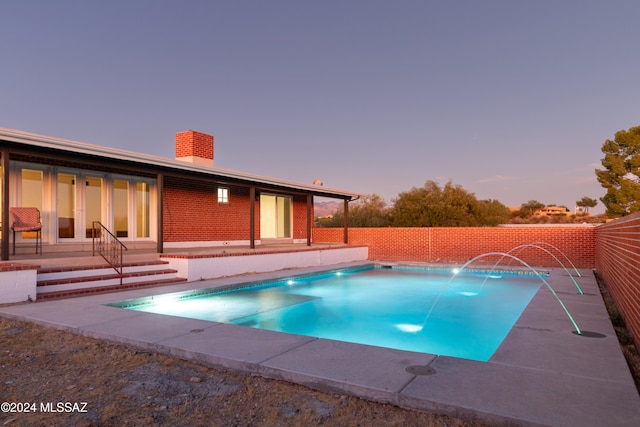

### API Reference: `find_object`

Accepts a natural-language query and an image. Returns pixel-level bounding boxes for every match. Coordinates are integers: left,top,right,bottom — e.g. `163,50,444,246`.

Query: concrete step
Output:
36,260,187,298
37,268,182,292
36,277,188,301
37,260,171,281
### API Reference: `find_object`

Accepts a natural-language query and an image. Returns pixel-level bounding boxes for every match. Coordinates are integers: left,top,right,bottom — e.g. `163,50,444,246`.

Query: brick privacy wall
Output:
313,226,596,268
595,212,640,349
175,130,214,161
163,178,257,242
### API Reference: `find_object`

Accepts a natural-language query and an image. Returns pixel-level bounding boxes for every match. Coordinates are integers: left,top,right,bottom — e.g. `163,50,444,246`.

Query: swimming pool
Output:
109,265,543,362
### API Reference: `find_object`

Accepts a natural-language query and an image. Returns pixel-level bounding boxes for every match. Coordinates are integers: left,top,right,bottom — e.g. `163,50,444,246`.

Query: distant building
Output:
534,206,571,216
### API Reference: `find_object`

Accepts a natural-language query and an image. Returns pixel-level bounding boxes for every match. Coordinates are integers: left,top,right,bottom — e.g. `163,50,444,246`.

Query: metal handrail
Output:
92,221,128,286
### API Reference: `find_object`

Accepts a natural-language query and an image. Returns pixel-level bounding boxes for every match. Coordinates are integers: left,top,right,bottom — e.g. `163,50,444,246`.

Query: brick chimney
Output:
175,130,214,167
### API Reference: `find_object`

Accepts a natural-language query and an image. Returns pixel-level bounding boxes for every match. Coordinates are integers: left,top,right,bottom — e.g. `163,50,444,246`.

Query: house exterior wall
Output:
163,177,257,243
595,212,640,348
1,128,353,260
313,226,596,268
292,195,310,240
163,176,311,243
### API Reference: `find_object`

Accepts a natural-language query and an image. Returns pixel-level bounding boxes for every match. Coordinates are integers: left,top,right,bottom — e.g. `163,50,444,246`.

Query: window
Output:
217,187,229,204
136,182,150,238
21,169,43,211
113,179,129,237
85,177,103,238
21,169,44,240
57,173,76,238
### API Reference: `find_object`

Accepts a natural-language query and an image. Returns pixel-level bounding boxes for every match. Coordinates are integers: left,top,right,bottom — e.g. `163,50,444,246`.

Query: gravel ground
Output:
0,316,479,427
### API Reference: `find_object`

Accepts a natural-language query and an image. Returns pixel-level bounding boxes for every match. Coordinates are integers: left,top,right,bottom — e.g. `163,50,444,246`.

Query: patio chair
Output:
10,207,42,255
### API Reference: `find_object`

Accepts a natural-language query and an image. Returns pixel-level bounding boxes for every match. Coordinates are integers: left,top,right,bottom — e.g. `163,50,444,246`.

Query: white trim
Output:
162,247,368,281
163,240,256,248
176,156,214,167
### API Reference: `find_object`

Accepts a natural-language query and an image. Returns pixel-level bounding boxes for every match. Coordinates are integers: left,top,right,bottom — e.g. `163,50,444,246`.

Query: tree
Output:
316,194,391,227
517,200,545,217
392,180,508,226
595,126,640,216
476,199,512,225
347,194,392,227
576,196,598,214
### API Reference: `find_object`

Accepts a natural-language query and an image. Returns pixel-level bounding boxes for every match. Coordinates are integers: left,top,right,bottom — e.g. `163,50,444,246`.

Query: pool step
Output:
36,260,187,300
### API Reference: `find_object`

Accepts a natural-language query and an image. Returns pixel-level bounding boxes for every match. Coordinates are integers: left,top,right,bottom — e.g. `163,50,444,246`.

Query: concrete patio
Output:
1,262,639,426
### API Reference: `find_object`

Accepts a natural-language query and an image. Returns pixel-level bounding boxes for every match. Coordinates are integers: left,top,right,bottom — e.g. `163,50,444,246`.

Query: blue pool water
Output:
110,266,543,362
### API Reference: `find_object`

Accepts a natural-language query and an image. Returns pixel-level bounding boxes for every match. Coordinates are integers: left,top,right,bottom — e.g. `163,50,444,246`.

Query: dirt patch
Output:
0,317,478,426
595,272,640,392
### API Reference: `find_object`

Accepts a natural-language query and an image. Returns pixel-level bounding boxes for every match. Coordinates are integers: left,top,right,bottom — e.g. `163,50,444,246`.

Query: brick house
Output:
0,128,359,260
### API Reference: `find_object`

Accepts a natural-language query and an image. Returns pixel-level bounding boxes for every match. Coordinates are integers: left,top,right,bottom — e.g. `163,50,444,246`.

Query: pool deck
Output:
1,262,639,426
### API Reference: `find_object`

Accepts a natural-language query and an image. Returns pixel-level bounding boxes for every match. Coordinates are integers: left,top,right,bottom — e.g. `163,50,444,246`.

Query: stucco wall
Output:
0,264,38,303
163,246,368,282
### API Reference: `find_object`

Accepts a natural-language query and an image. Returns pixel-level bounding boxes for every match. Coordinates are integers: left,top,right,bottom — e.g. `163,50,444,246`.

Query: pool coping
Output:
1,261,639,426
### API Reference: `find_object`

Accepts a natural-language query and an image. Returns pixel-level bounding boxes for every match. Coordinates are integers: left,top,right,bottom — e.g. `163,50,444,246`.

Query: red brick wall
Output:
163,178,311,242
595,212,640,348
313,226,596,268
292,195,310,240
163,178,257,242
175,130,214,162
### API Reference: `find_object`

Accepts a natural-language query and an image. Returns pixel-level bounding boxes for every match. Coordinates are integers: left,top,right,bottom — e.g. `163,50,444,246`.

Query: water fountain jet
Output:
481,244,583,295
419,252,582,335
511,242,581,277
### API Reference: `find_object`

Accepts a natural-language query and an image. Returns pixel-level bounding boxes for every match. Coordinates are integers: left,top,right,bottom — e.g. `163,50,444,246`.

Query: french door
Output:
56,173,151,242
12,164,153,246
57,172,104,241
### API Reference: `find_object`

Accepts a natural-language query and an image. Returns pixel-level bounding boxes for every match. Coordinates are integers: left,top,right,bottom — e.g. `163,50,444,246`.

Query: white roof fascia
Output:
0,128,362,199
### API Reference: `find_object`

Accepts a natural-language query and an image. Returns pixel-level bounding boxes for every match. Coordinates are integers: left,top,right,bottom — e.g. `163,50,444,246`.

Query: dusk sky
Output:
3,1,639,214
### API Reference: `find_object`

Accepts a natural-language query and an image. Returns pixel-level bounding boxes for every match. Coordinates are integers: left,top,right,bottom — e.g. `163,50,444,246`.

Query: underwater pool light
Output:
396,323,422,333
151,294,179,306
457,291,478,297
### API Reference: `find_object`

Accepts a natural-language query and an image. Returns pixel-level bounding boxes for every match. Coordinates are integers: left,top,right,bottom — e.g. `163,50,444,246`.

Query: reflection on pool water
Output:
109,266,543,362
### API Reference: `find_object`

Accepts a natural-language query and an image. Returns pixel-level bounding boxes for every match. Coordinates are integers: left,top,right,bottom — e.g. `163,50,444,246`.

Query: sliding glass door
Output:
260,194,292,239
